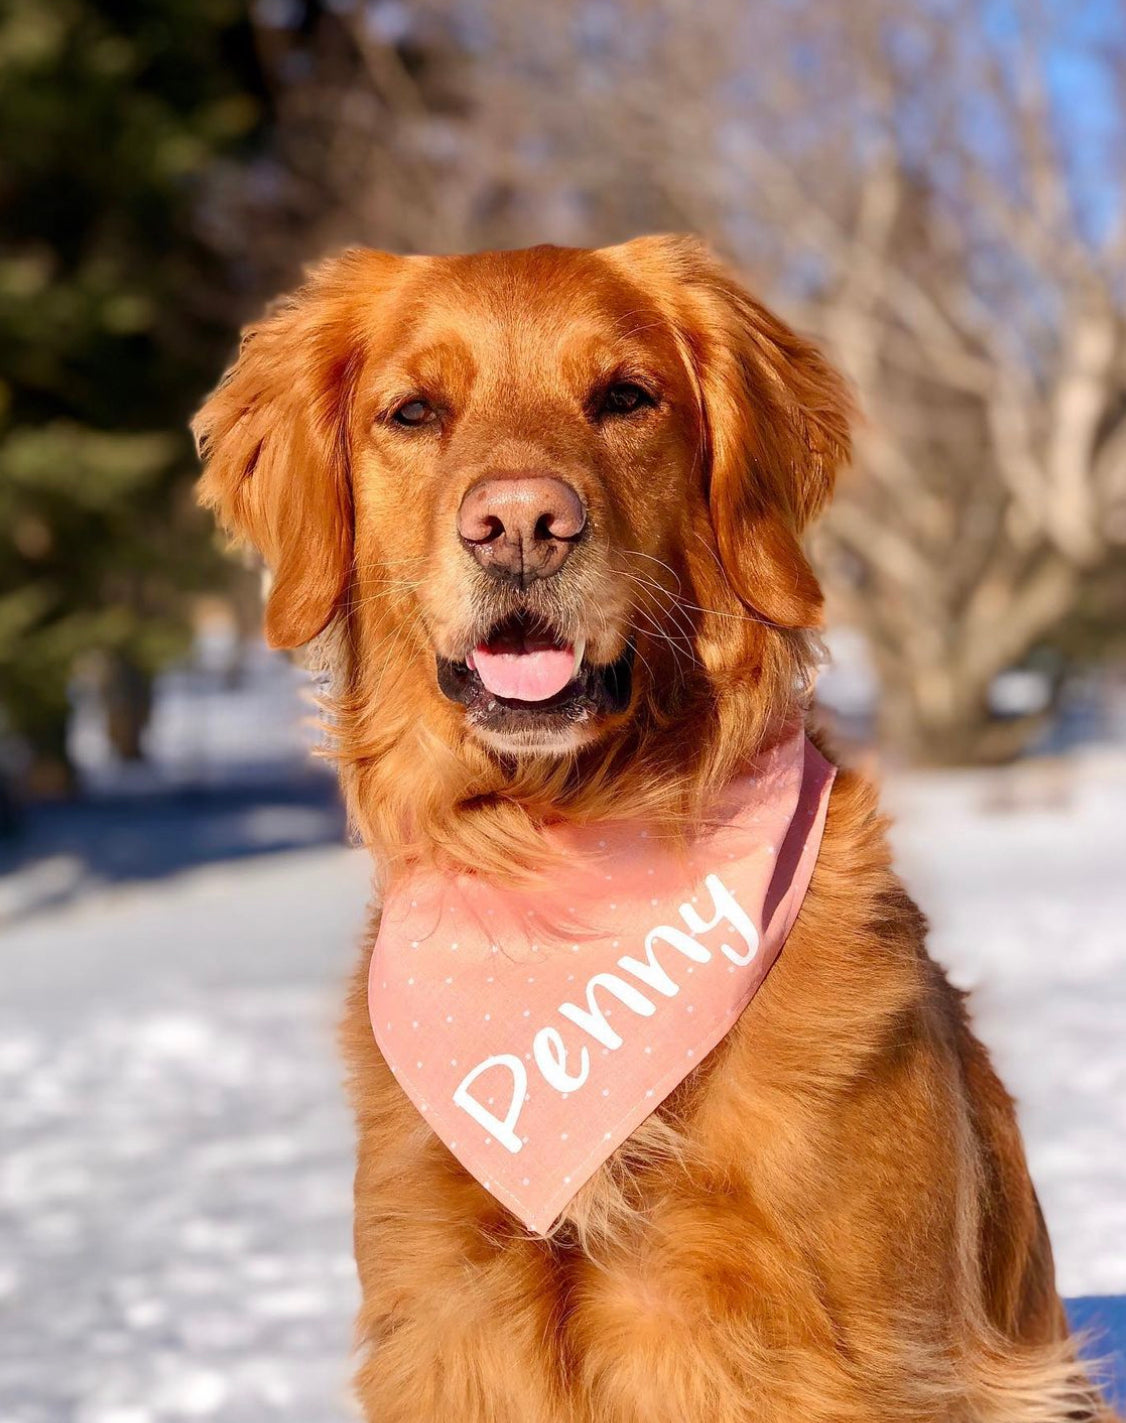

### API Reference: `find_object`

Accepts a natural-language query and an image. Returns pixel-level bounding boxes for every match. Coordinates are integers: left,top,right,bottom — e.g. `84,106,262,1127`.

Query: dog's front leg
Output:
351,1228,576,1423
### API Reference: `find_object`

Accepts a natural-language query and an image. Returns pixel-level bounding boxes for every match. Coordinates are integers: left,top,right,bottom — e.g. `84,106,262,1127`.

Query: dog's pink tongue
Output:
472,643,575,702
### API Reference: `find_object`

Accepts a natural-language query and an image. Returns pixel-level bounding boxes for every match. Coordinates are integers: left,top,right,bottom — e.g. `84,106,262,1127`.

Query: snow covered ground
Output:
1,654,1123,1422
0,841,371,1423
886,752,1126,1297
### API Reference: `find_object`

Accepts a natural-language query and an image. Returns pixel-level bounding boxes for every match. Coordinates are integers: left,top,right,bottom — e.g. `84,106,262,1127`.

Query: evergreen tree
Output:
0,0,265,790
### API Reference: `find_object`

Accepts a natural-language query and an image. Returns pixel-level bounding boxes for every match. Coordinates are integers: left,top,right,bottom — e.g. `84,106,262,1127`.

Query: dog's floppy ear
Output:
614,235,853,629
192,250,396,649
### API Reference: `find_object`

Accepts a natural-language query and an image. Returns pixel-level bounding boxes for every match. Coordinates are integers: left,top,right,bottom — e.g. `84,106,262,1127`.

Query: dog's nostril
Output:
535,486,586,542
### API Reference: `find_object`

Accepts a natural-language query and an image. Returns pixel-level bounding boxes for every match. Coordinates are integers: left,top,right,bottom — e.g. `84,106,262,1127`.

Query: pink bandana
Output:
369,731,834,1234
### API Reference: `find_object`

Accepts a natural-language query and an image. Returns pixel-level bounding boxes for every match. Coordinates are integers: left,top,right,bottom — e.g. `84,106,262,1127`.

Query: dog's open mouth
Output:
436,613,633,744
469,620,583,702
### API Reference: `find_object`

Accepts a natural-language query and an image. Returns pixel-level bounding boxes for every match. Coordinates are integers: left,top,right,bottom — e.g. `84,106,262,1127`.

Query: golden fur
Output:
194,236,1114,1421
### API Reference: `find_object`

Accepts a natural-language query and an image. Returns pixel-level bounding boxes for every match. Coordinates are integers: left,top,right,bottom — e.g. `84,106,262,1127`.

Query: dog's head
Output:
194,237,850,867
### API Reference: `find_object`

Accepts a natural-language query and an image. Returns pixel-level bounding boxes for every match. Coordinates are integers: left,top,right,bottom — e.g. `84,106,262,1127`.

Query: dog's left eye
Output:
597,382,654,418
392,398,438,428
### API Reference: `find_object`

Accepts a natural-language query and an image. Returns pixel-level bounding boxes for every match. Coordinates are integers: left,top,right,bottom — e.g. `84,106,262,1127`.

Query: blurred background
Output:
1,1,1123,1419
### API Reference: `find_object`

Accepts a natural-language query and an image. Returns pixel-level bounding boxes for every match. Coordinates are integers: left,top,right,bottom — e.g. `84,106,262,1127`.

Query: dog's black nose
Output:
457,474,586,586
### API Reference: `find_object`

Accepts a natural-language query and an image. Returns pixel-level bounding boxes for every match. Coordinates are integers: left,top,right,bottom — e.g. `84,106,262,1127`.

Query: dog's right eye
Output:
392,399,438,428
591,380,658,421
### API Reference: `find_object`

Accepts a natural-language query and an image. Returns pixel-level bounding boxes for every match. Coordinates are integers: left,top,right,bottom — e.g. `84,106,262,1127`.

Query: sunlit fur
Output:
194,237,1115,1421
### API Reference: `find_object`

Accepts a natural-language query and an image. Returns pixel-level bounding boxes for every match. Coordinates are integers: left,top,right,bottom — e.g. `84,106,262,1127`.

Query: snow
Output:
886,751,1126,1297
1,654,1123,1420
1,846,371,1423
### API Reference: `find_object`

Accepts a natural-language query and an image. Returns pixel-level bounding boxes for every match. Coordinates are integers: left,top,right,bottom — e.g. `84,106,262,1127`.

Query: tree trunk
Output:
0,773,24,838
21,712,77,798
875,666,1050,767
104,654,154,763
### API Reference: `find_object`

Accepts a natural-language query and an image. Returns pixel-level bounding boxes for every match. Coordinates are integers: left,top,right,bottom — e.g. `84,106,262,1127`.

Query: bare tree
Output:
740,0,1126,761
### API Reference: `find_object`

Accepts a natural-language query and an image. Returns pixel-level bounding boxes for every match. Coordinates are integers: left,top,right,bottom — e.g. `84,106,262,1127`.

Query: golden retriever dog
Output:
193,236,1113,1422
